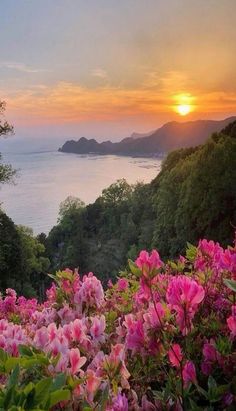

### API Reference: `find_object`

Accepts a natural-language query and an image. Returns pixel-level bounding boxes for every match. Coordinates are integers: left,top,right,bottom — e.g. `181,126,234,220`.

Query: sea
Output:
0,136,162,234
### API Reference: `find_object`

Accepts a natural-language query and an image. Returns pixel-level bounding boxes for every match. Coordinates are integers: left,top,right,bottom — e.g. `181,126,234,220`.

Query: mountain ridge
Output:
59,116,236,157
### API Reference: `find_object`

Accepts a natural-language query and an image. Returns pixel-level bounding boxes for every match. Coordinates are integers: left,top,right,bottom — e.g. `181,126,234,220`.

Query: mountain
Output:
59,117,236,157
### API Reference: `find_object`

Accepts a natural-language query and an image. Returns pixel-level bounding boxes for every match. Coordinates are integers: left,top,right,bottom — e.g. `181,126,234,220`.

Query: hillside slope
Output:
59,116,236,156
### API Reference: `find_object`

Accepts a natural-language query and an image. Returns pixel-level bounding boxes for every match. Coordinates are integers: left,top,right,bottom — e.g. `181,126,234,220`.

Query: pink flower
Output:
135,250,163,279
143,302,165,329
69,348,86,375
71,319,88,344
203,341,217,362
90,315,106,342
168,344,183,368
227,305,236,337
86,369,101,395
167,275,205,334
141,395,156,410
74,273,104,309
46,283,57,302
124,314,145,352
111,393,129,411
182,361,197,387
117,278,129,291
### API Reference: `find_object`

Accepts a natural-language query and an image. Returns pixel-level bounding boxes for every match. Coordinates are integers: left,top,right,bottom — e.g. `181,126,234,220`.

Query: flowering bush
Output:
0,239,235,410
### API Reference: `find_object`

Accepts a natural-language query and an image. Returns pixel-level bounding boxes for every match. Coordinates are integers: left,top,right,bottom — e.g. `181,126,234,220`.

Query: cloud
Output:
2,74,236,127
90,68,108,79
0,61,50,73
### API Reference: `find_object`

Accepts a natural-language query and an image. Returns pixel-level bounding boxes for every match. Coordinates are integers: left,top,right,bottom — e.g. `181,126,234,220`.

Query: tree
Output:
152,124,236,256
0,211,22,292
101,179,133,207
0,101,15,185
17,226,50,297
58,196,85,222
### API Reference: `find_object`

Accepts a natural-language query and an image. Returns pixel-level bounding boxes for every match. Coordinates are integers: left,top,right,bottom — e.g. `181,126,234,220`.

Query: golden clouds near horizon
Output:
173,94,195,116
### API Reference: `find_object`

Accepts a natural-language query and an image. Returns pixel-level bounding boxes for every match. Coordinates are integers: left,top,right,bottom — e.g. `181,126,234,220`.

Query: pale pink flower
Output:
74,273,104,309
69,348,86,375
86,369,101,394
90,315,106,342
71,319,88,343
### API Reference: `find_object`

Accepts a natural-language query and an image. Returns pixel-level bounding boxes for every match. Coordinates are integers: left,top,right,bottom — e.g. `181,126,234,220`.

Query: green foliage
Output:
0,101,15,186
46,121,236,284
0,347,71,411
0,213,49,297
152,128,236,256
0,211,22,292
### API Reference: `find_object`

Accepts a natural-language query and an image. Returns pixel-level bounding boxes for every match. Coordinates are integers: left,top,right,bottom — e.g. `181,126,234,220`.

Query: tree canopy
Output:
0,101,15,185
46,121,236,284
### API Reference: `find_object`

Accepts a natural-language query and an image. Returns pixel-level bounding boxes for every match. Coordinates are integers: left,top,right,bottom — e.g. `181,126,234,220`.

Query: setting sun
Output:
177,104,191,116
173,93,195,116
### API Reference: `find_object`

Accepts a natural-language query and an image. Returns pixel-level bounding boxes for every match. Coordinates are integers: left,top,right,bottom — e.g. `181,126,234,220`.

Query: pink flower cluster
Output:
0,239,235,409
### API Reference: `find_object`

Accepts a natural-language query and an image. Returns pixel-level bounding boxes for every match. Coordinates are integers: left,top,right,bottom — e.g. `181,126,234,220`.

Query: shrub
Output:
0,239,235,410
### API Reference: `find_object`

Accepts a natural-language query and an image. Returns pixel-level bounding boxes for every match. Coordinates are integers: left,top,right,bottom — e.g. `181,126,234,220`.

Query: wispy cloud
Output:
0,61,50,73
90,68,108,79
2,68,236,128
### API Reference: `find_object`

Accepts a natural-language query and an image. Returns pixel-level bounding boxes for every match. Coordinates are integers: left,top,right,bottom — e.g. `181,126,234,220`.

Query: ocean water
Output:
0,136,162,234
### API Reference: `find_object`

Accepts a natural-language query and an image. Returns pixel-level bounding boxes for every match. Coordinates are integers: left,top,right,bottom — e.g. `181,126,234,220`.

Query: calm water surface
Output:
0,137,162,234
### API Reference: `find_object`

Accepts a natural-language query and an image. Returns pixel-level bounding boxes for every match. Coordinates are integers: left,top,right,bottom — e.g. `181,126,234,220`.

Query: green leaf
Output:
186,242,197,262
18,345,33,357
189,398,202,411
223,278,236,292
0,348,8,364
35,378,52,405
128,259,142,277
8,365,20,389
49,389,71,407
3,386,14,409
5,357,21,372
208,375,217,390
51,373,66,391
23,382,35,396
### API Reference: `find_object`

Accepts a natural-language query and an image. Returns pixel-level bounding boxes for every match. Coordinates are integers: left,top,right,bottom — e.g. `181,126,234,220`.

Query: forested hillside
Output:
46,121,236,284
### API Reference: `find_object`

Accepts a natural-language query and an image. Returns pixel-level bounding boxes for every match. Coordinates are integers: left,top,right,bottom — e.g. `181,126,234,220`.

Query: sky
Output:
1,0,236,140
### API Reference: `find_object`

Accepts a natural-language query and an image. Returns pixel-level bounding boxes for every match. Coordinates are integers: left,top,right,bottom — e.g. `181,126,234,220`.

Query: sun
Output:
177,104,191,116
173,94,195,116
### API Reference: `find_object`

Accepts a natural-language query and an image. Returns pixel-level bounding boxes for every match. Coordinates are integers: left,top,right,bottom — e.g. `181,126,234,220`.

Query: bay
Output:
0,136,162,234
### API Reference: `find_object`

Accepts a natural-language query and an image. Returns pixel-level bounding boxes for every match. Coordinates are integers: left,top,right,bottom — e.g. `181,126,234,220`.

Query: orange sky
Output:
1,1,236,139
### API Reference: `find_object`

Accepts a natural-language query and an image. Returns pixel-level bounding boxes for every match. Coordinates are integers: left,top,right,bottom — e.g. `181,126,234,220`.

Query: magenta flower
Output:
124,314,145,352
167,275,205,334
143,302,165,329
203,341,217,362
117,278,129,291
168,344,183,368
182,361,197,387
111,393,129,411
227,305,236,338
135,250,163,279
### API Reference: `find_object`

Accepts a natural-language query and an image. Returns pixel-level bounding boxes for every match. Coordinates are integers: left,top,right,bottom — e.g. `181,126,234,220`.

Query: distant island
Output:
59,117,236,157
